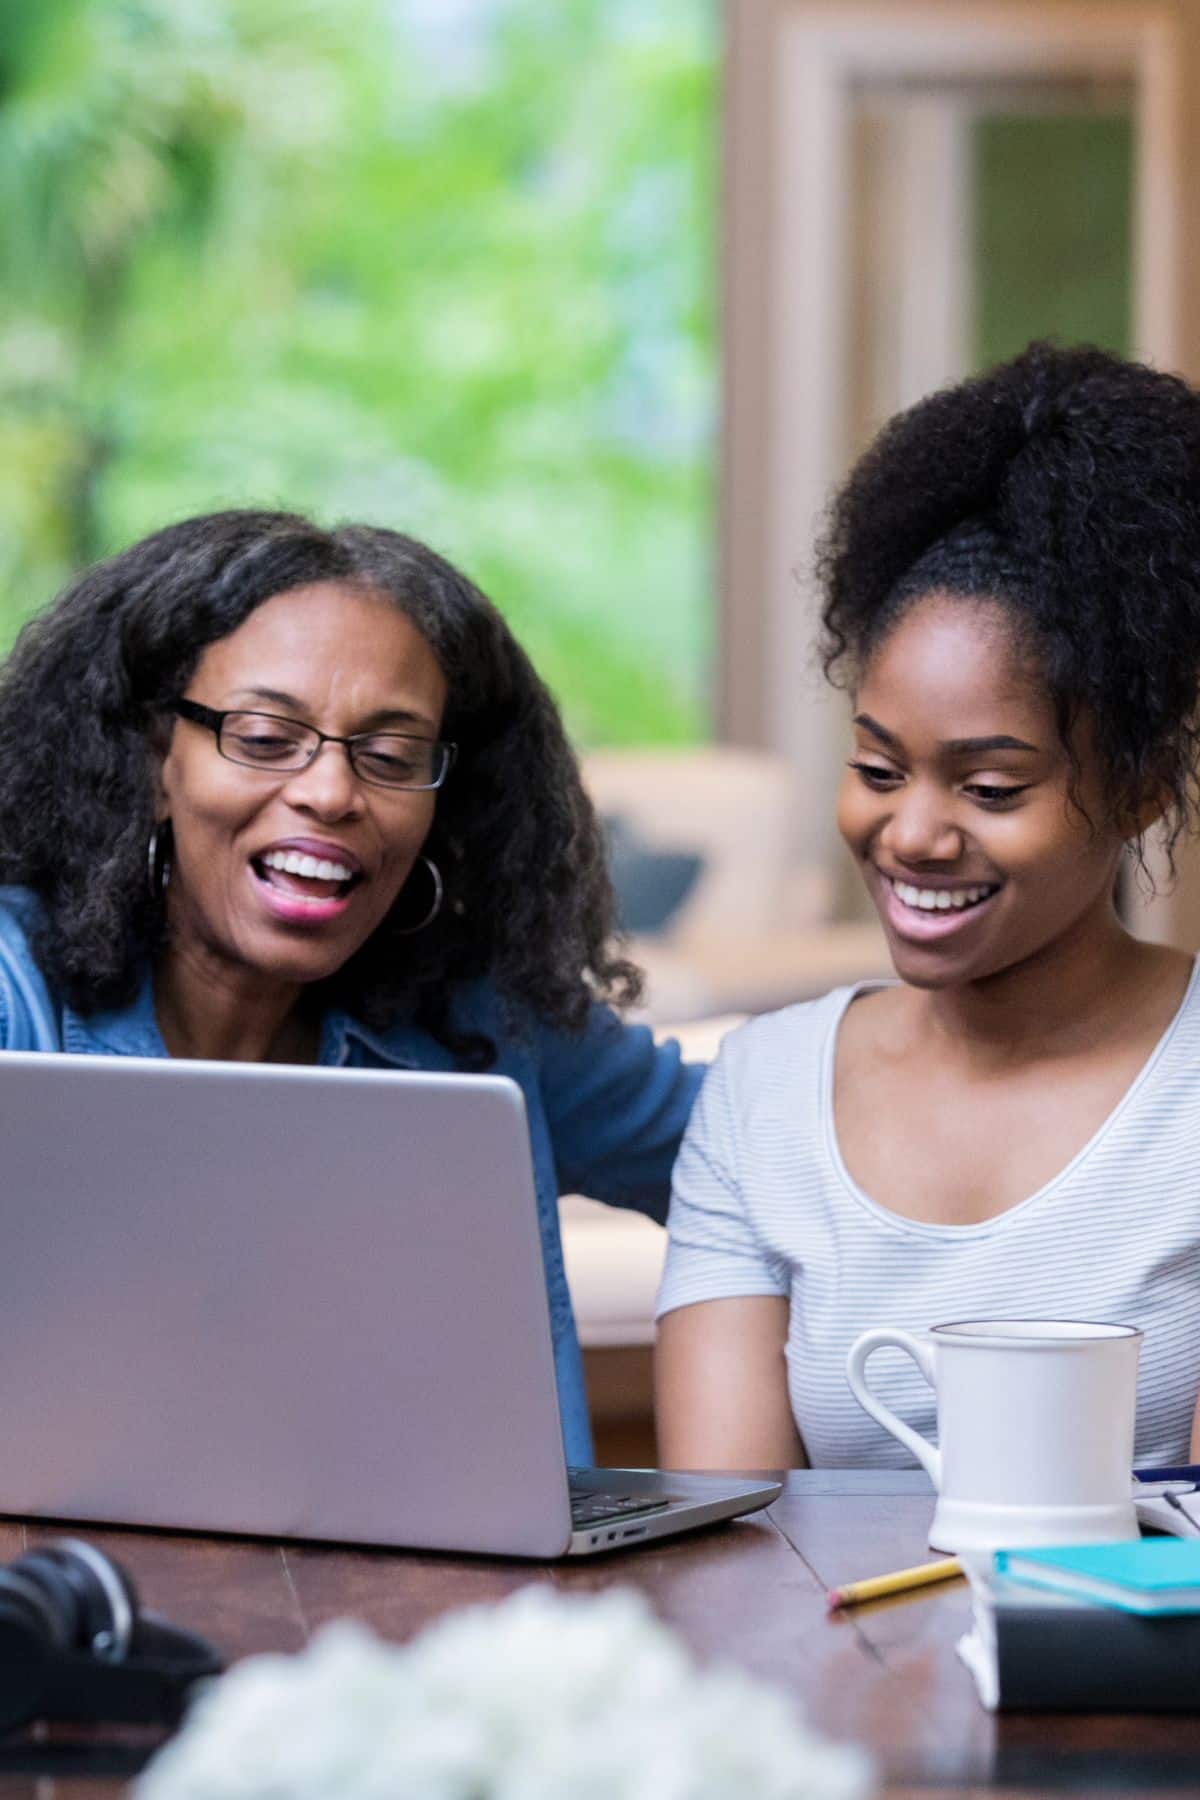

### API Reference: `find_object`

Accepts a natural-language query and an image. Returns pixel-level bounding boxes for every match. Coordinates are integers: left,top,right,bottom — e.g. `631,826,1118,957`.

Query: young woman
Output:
656,343,1200,1469
0,510,702,1465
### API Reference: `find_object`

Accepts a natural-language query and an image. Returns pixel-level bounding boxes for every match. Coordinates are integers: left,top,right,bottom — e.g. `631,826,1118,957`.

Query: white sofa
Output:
582,745,889,1023
565,750,892,1455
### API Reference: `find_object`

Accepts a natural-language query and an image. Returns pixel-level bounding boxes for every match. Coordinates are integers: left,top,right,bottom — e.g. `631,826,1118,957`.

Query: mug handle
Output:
846,1328,942,1487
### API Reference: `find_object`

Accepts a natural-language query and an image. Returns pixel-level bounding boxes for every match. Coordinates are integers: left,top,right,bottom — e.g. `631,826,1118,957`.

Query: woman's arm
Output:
654,1034,803,1467
540,1005,704,1222
656,1296,804,1469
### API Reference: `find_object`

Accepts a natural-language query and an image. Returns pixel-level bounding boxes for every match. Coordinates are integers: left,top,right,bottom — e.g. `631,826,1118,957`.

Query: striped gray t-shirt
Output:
657,966,1200,1468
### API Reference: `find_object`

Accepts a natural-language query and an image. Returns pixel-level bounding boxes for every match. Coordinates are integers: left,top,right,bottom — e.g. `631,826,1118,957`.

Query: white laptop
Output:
0,1052,779,1557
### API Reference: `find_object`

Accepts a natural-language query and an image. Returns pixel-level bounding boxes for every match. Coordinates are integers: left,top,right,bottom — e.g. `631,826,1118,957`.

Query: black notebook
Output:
958,1556,1200,1711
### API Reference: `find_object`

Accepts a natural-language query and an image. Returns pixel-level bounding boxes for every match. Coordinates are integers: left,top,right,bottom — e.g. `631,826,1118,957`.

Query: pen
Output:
826,1556,963,1610
1163,1490,1200,1533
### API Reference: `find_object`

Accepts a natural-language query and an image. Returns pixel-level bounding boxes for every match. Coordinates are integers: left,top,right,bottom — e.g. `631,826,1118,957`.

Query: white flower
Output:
135,1587,874,1800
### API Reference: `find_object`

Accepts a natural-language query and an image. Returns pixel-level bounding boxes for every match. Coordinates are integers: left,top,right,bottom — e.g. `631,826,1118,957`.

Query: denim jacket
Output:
0,887,702,1465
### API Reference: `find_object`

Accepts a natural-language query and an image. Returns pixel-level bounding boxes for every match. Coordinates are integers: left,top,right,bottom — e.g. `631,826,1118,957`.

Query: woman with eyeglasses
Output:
656,343,1200,1471
0,510,702,1464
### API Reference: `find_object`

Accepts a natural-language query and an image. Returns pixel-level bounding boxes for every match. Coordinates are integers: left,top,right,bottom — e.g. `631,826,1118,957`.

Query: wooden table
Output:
3,1470,1200,1798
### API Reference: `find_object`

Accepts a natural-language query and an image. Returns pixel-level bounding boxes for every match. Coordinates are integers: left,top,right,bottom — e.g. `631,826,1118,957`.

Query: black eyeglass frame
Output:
170,698,457,792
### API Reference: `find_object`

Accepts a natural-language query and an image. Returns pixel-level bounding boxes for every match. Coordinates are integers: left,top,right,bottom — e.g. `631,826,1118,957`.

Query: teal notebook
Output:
995,1541,1200,1615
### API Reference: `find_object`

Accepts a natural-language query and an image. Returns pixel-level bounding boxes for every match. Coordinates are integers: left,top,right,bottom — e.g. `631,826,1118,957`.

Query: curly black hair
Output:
0,509,640,1059
817,343,1200,857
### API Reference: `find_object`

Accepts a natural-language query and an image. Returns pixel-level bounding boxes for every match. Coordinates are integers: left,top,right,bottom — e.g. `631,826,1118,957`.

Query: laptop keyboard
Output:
567,1471,672,1529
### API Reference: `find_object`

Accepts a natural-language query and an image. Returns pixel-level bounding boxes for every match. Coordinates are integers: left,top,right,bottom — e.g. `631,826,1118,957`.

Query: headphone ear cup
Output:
12,1551,84,1644
0,1567,62,1734
34,1542,140,1662
0,1568,66,1652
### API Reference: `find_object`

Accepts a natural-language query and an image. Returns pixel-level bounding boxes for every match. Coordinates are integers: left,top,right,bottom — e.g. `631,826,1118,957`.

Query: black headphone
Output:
0,1538,223,1735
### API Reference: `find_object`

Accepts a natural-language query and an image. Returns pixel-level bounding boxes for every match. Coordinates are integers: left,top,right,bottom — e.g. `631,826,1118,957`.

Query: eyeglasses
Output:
170,699,456,792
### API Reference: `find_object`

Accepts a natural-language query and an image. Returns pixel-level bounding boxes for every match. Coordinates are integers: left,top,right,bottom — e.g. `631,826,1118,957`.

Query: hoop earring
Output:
147,822,173,901
394,854,443,935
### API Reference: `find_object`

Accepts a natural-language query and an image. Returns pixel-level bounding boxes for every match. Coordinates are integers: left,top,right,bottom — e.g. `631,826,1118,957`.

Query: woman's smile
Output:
874,870,1003,941
250,834,367,924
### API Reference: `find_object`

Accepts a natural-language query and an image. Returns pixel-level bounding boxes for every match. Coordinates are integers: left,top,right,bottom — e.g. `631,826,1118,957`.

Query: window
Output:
0,0,718,746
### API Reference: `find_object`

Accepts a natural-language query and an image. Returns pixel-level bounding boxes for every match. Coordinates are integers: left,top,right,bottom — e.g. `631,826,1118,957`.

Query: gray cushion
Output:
603,814,703,935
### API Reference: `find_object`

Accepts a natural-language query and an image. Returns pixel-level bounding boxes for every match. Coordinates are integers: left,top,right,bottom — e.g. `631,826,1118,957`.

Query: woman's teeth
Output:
261,849,354,882
891,879,994,912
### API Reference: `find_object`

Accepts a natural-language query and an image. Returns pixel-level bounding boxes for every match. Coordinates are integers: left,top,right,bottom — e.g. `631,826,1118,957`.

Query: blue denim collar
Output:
317,1007,448,1070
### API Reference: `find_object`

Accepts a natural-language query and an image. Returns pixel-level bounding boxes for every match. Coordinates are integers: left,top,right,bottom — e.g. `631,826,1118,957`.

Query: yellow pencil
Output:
826,1556,963,1610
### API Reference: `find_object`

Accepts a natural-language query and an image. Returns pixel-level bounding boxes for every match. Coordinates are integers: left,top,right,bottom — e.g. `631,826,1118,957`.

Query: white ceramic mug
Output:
845,1318,1143,1554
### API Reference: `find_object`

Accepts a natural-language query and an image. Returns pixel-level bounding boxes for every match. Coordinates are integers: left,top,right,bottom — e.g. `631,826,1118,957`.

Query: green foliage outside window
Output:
974,112,1132,369
0,0,716,743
